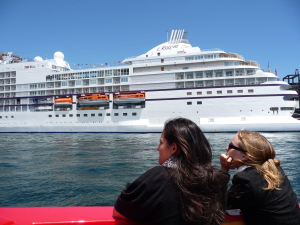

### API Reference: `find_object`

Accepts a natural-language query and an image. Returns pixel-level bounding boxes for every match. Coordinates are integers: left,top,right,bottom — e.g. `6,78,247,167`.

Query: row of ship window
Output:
0,106,294,120
46,68,130,81
48,112,138,118
176,69,254,79
0,72,16,78
187,89,254,95
30,78,129,90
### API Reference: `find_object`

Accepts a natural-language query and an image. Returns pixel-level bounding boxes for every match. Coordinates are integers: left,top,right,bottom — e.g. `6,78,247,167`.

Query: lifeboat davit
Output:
113,93,145,104
78,94,109,106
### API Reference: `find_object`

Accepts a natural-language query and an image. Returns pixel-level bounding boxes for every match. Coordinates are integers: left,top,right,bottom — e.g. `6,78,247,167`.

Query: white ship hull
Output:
0,29,299,133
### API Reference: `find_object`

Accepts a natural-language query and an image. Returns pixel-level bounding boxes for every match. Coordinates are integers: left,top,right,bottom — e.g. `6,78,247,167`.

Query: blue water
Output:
0,132,299,206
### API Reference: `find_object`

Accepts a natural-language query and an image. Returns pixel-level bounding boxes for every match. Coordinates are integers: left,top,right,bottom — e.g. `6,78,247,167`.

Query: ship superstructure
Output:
0,29,299,132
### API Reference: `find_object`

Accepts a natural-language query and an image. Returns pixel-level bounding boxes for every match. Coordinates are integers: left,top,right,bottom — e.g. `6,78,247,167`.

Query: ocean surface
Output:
0,132,299,206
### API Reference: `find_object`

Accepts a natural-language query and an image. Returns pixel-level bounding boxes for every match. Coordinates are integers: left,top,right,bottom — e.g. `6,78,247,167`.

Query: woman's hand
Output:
220,154,236,172
112,208,128,220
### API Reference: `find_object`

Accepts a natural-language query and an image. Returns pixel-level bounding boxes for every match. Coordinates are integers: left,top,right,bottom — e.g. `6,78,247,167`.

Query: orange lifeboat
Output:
113,93,145,104
54,98,72,105
78,94,109,105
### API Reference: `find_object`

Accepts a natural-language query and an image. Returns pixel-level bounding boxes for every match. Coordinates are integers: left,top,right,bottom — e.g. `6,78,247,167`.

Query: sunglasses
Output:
228,142,247,152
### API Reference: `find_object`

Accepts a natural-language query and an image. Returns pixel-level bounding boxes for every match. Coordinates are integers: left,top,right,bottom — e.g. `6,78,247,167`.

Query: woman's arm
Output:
112,207,129,219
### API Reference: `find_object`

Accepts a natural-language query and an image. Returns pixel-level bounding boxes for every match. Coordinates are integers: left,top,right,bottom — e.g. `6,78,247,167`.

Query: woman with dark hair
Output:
113,117,229,225
220,130,300,225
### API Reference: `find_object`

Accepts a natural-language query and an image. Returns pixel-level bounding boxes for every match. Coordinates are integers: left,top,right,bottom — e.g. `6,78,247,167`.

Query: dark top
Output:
227,166,300,225
114,166,187,225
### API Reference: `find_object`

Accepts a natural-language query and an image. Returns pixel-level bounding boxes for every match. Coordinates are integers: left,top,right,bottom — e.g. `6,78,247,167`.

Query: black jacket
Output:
227,166,300,225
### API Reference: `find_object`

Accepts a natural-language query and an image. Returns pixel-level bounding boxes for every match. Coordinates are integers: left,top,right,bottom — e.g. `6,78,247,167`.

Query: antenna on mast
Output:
166,30,168,42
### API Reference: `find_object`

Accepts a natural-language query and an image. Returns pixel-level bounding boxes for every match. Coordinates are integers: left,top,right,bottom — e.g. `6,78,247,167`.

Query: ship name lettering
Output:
157,45,178,51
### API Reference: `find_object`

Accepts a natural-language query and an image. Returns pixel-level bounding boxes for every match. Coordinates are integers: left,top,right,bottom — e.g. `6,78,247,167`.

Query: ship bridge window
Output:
196,72,203,78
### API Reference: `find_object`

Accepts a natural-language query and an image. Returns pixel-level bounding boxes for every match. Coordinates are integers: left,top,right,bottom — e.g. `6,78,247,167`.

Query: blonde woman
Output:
220,130,300,225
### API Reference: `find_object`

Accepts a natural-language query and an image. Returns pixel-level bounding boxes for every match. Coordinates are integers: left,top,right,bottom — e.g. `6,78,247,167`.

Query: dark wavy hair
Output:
163,118,228,225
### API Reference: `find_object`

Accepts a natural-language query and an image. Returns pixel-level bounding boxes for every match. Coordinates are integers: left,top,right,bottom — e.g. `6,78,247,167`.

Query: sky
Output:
1,0,299,80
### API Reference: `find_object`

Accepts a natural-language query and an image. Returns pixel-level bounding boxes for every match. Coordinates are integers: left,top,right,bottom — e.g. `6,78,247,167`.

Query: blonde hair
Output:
237,130,282,190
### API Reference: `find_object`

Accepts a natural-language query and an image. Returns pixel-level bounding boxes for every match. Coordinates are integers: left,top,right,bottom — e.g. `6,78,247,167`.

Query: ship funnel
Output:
168,29,188,44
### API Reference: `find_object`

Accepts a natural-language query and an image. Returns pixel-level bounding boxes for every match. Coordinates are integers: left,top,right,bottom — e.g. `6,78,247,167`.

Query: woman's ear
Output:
242,154,248,161
171,143,179,155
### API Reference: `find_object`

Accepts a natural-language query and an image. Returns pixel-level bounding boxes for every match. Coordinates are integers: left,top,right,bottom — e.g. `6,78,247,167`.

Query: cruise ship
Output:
1,29,299,133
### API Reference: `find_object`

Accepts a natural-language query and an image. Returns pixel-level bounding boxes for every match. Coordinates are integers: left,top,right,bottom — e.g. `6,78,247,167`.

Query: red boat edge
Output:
0,206,246,225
